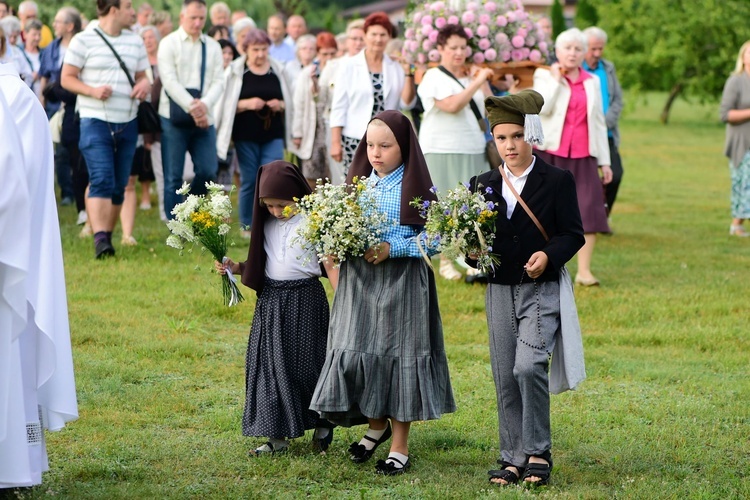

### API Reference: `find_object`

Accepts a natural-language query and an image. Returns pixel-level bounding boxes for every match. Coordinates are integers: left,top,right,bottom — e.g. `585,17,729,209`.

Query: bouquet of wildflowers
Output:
402,0,549,65
411,183,500,272
294,177,391,267
166,182,244,307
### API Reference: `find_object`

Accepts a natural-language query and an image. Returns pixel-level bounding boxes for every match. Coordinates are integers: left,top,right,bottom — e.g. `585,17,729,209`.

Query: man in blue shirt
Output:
583,26,623,218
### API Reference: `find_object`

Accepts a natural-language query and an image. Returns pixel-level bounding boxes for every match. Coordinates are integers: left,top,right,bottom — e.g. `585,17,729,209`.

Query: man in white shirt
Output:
61,0,151,259
267,13,295,63
158,0,224,219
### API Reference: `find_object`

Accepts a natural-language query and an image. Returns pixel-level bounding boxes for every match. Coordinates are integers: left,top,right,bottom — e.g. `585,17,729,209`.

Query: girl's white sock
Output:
386,451,409,469
359,426,387,450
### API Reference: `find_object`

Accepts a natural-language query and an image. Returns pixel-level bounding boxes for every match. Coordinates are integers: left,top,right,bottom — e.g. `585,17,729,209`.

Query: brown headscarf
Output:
241,160,312,293
346,110,436,225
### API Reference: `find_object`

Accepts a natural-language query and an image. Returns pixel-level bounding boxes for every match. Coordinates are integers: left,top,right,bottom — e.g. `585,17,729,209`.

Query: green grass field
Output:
13,93,750,499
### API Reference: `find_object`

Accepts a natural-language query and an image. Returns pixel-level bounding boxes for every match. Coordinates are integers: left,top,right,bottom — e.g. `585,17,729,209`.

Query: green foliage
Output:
550,0,566,40
574,0,598,29
591,0,750,119
24,92,750,498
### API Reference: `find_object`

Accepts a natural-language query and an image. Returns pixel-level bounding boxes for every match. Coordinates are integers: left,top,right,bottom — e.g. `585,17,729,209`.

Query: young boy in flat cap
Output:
467,89,585,487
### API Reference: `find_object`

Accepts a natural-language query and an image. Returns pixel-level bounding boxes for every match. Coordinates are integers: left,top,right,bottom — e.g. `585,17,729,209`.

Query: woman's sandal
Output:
375,456,410,475
521,458,552,487
348,422,392,463
488,461,523,486
250,441,288,456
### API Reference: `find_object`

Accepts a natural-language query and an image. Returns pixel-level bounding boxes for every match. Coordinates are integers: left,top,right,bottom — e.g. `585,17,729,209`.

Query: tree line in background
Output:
32,0,750,123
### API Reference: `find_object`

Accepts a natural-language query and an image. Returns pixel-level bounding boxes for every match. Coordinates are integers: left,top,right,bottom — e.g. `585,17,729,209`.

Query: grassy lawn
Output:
15,92,750,499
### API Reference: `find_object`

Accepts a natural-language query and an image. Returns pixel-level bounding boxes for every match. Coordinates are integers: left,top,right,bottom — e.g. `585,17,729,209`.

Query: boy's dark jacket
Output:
468,155,585,285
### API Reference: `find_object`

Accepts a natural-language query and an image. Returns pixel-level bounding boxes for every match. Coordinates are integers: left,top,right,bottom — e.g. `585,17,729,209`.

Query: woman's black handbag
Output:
93,28,161,134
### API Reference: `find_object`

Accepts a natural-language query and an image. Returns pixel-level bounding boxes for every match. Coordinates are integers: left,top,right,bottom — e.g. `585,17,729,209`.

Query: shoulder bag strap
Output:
497,164,550,242
94,28,136,88
437,65,482,121
199,38,206,94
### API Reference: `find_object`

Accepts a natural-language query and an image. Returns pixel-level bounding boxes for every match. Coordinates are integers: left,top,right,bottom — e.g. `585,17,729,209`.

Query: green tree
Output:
550,0,566,40
575,0,598,29
592,0,750,123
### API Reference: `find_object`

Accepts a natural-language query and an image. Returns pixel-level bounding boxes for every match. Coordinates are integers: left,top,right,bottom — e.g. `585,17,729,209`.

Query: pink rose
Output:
405,28,415,39
473,52,485,64
529,49,542,62
422,39,433,51
511,49,524,61
418,53,426,64
435,16,447,29
506,11,516,23
485,2,497,12
413,12,423,23
514,9,527,21
422,24,432,36
461,11,476,24
511,35,525,48
495,32,509,44
501,50,511,62
521,47,530,58
539,41,548,52
466,2,479,11
428,49,441,62
526,35,536,46
496,15,507,27
429,30,439,43
484,48,497,61
517,28,527,38
421,14,433,25
464,27,473,38
431,1,445,11
448,15,459,24
479,14,491,24
465,46,473,58
477,24,490,37
478,37,491,50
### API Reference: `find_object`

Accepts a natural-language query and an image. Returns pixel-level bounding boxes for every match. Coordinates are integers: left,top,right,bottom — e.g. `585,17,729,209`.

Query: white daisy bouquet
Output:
411,183,500,272
166,182,244,307
294,177,391,267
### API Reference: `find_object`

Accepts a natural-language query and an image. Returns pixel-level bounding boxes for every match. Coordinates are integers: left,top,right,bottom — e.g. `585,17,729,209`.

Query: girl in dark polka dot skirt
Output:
216,161,339,455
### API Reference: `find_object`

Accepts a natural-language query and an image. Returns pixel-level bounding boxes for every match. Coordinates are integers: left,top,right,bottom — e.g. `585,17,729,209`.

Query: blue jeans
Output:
79,118,138,205
234,138,285,228
160,117,218,219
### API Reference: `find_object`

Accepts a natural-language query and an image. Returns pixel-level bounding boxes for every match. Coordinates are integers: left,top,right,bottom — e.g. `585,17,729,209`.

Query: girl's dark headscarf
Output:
241,160,312,293
346,110,437,225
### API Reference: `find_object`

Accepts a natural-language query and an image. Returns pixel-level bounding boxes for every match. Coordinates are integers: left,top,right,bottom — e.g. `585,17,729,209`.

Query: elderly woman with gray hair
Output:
533,27,612,287
215,28,292,237
285,33,316,94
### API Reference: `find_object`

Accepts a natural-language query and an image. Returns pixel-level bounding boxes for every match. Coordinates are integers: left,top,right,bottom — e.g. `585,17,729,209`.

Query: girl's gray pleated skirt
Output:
242,277,329,440
310,257,456,426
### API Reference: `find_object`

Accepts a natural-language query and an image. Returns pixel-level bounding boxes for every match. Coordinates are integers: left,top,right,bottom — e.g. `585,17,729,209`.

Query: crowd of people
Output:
1,0,641,490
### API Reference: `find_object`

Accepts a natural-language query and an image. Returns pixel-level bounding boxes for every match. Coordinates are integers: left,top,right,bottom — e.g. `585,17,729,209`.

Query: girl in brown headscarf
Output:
216,160,338,455
309,111,455,475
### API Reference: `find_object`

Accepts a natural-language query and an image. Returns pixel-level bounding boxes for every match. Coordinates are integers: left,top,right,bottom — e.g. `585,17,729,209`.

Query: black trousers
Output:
605,137,623,215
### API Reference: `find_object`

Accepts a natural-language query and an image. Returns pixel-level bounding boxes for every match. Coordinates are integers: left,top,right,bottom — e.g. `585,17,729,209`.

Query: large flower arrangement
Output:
166,182,244,307
411,183,500,272
294,177,392,266
402,0,549,65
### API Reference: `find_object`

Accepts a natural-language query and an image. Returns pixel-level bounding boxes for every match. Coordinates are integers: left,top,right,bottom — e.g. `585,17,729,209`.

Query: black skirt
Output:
242,277,329,439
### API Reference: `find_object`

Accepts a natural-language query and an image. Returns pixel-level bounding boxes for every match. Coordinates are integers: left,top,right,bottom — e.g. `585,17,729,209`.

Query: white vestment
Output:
0,62,78,488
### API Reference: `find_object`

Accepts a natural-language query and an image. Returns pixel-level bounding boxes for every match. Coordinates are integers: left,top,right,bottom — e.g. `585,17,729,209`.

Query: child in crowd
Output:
310,111,456,475
216,160,338,455
468,90,586,487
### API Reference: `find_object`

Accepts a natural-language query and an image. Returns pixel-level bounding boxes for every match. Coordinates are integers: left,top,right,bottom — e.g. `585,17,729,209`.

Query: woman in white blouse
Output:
418,23,494,280
328,11,415,174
